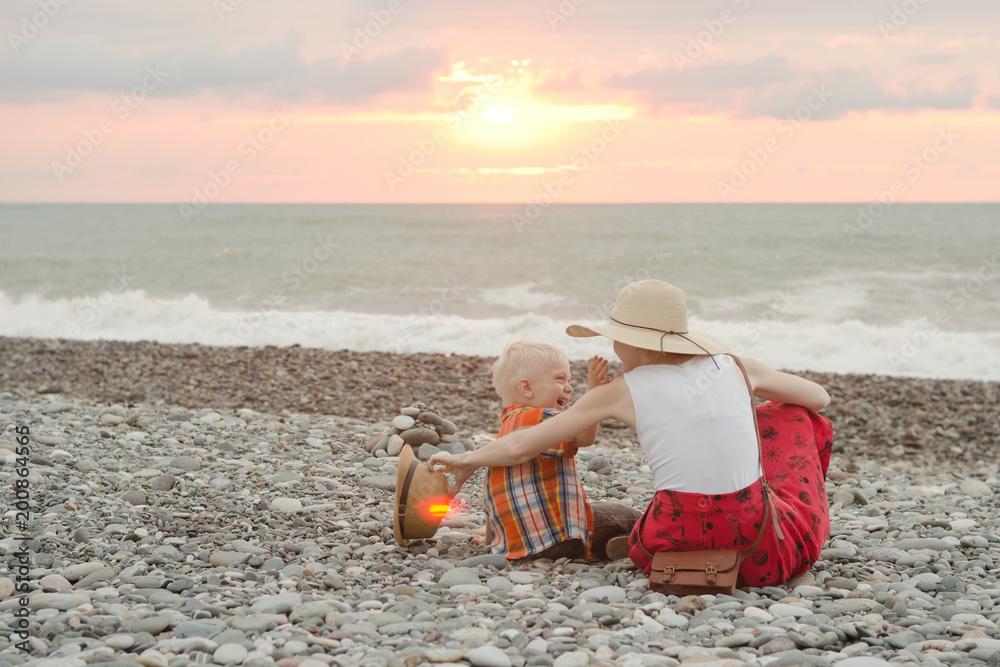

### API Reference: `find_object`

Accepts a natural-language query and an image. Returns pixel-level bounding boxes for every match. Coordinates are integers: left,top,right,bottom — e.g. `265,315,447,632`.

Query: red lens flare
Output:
428,504,450,518
417,495,455,521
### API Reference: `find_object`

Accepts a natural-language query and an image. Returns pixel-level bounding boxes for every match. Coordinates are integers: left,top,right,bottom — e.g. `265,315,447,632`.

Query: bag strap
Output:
635,354,784,562
726,354,784,542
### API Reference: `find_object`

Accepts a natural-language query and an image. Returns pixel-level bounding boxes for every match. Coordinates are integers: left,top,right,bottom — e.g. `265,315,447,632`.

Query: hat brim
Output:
566,321,728,356
393,445,453,547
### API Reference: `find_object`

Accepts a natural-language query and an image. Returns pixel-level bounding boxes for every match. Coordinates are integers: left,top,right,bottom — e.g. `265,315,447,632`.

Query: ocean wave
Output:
1,290,998,381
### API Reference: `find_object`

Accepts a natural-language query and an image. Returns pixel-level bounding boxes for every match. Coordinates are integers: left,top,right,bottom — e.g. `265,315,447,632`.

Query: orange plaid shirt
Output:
484,405,594,559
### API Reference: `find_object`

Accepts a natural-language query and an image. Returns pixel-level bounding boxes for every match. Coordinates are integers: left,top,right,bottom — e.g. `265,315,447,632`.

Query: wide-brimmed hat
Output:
566,280,728,355
393,445,455,547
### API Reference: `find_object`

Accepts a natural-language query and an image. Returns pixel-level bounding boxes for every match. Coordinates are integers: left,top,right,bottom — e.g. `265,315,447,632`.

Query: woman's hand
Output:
586,355,611,391
428,451,476,493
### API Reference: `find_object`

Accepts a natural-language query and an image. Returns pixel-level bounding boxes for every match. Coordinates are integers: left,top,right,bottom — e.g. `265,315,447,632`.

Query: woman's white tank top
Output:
623,355,760,494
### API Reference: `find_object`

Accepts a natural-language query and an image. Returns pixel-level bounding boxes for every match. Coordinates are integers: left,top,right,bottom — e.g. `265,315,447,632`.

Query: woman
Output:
430,280,833,586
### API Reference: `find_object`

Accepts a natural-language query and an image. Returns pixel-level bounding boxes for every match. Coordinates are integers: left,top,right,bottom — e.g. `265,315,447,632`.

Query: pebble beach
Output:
2,337,999,667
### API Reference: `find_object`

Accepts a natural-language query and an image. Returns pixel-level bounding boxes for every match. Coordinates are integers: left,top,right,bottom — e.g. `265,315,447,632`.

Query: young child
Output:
478,339,640,561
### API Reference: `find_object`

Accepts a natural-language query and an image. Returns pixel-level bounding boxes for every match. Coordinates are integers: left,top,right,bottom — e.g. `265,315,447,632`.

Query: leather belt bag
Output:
650,549,741,597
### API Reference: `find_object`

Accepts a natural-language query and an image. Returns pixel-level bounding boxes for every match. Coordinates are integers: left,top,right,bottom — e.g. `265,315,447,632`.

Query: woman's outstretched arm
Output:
740,357,831,412
428,378,630,489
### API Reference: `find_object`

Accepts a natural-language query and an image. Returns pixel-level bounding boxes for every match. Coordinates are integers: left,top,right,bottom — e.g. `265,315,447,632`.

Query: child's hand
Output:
586,356,611,391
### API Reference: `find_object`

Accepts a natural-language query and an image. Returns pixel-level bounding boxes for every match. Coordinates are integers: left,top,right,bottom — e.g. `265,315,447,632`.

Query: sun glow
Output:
483,105,513,124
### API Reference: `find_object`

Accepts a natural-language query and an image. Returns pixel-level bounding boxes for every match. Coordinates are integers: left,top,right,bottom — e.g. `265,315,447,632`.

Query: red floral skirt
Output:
628,402,834,587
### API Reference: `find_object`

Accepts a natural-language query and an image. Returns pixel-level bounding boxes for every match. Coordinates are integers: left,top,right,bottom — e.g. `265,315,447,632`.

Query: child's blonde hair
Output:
491,338,569,405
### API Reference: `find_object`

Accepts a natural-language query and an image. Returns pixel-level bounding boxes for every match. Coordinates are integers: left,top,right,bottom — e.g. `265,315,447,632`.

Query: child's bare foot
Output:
470,525,488,545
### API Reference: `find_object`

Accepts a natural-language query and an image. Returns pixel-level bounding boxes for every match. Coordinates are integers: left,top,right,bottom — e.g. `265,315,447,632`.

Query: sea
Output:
1,203,998,381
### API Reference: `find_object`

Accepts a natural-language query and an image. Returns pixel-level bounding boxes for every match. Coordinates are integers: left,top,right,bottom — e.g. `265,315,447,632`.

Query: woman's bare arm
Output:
740,357,831,412
428,378,632,489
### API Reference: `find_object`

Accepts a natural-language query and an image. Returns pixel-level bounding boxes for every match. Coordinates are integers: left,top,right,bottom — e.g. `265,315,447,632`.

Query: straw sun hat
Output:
566,280,728,356
393,444,455,547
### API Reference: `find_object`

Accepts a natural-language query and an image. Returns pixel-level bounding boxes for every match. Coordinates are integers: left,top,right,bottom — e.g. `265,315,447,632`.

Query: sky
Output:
2,0,999,203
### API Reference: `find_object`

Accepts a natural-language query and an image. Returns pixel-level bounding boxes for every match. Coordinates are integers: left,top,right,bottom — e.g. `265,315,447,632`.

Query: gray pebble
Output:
403,427,440,447
132,615,172,635
170,456,202,471
439,567,481,587
123,489,147,506
457,554,508,569
174,618,227,638
467,645,512,667
416,443,441,461
150,473,176,491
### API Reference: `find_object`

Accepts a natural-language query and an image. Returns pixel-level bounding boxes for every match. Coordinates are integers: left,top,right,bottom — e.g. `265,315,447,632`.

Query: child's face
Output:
522,360,573,411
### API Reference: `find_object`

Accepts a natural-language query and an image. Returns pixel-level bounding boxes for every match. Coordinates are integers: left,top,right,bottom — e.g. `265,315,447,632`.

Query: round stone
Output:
416,443,441,461
392,415,416,430
743,606,774,622
105,634,135,650
387,435,405,457
150,474,176,491
269,498,302,513
61,562,109,583
210,552,252,567
132,615,172,635
553,651,589,667
960,479,992,496
417,411,444,427
439,567,481,587
39,574,72,592
579,586,626,604
123,489,147,506
214,643,249,665
467,645,512,667
170,456,202,471
402,428,440,447
587,456,611,473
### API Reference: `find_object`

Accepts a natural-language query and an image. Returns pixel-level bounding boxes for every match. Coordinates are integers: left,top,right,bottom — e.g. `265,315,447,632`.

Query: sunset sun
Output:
483,104,513,124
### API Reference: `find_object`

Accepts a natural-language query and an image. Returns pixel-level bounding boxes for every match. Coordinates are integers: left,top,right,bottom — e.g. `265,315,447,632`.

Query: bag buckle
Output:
663,564,676,583
706,562,718,584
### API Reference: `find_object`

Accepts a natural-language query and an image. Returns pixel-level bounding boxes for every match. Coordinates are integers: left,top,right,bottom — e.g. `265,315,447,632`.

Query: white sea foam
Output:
2,290,999,382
